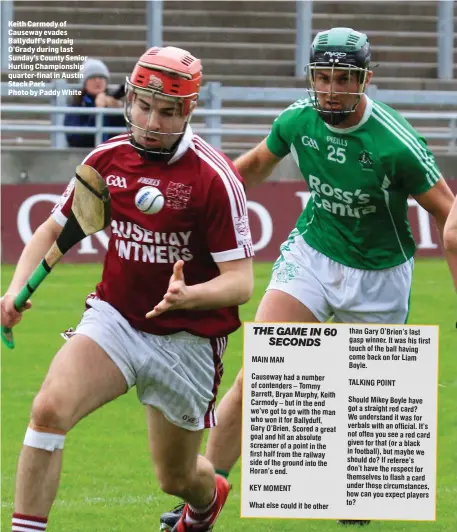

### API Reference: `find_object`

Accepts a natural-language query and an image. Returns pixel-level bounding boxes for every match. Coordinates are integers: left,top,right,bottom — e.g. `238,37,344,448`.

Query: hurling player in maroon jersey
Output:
2,47,254,532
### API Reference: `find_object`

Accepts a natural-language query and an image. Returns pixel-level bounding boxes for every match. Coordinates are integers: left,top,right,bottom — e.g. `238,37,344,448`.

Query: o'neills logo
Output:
139,177,161,187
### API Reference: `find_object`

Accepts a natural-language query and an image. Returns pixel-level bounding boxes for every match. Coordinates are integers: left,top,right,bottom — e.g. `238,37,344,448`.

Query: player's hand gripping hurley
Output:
1,165,111,349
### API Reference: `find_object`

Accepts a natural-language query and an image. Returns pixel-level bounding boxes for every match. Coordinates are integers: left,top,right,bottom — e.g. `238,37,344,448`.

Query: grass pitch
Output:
1,260,456,531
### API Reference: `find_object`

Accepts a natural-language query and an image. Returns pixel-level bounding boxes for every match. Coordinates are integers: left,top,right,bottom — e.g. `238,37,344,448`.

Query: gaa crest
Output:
166,182,192,210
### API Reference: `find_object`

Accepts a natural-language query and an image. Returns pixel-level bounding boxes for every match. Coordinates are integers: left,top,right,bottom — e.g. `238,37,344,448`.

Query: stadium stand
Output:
6,0,456,88
1,0,456,155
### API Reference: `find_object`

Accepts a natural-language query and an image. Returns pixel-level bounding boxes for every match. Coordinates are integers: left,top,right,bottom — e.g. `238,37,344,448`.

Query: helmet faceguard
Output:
125,47,202,161
306,28,372,126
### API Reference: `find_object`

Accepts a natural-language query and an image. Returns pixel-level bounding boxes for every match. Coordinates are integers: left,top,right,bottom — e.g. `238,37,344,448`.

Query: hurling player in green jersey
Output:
160,28,457,530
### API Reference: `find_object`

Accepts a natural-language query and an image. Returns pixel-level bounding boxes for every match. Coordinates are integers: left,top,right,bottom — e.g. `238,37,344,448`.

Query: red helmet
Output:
128,46,202,115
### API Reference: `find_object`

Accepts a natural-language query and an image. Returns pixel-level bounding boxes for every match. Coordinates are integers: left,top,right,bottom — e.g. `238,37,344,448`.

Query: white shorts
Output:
268,230,414,324
73,298,226,431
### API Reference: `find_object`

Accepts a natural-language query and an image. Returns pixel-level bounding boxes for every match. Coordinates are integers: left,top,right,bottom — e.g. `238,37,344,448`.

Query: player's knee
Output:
444,229,457,252
157,470,191,497
24,393,68,451
30,392,71,432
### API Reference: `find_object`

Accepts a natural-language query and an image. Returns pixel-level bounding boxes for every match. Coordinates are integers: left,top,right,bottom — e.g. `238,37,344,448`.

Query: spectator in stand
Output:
64,58,125,148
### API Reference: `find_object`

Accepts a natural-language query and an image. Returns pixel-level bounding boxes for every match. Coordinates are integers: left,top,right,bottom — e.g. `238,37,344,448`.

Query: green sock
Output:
215,469,230,479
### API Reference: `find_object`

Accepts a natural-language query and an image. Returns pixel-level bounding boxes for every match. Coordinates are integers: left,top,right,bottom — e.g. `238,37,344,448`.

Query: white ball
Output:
135,186,164,214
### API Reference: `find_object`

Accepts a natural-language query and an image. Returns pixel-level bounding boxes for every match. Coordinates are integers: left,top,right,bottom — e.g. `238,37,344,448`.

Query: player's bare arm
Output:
234,139,282,188
1,216,63,328
146,257,254,318
414,177,457,291
444,195,457,254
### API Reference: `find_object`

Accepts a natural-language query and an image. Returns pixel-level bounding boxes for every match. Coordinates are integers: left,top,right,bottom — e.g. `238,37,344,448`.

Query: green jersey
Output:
266,97,441,270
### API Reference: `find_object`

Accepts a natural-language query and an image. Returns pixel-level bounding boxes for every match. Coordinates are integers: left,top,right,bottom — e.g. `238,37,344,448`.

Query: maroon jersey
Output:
52,128,254,338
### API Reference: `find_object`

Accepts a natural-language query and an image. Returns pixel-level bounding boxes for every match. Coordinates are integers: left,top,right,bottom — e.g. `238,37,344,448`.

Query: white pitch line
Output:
2,494,155,509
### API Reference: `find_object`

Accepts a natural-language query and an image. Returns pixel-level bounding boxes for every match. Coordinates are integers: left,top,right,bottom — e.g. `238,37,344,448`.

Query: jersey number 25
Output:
327,145,346,164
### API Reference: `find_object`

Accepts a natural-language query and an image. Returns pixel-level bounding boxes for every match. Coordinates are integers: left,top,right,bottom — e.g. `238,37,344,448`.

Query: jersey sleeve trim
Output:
266,134,288,158
211,247,252,262
372,102,441,189
52,210,67,227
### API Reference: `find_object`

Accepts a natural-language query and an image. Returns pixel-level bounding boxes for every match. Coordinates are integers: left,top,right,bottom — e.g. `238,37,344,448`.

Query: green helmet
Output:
307,28,372,125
